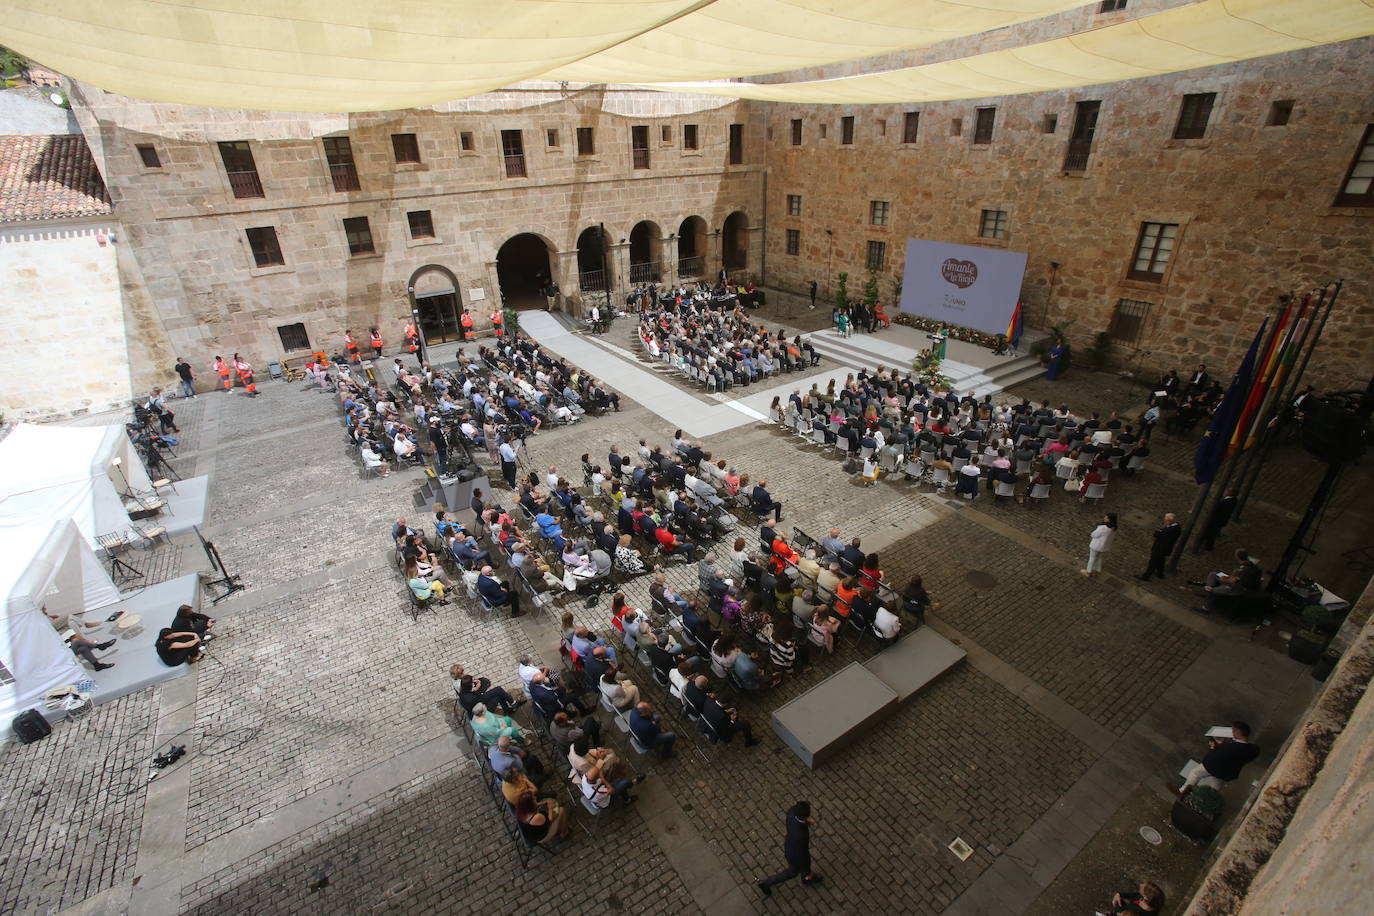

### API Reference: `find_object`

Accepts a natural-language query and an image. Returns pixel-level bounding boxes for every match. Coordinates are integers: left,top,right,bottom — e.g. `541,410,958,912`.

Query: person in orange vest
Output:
344,330,360,363
490,308,504,339
233,353,258,396
404,321,419,355
213,355,232,391
460,309,475,341
368,327,383,359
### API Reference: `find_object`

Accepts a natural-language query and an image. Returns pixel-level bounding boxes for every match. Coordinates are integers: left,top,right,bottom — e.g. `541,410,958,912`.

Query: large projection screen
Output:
896,238,1028,336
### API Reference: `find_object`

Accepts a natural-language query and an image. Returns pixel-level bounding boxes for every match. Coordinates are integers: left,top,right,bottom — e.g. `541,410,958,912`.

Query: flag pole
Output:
1232,284,1337,520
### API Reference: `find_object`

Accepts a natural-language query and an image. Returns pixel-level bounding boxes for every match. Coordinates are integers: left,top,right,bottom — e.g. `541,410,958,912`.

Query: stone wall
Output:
759,38,1374,389
0,220,134,418
68,84,762,370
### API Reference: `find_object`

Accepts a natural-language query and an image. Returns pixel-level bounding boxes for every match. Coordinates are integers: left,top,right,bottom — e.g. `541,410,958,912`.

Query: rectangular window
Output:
277,322,310,351
1173,92,1216,140
1064,100,1102,171
786,194,801,216
1267,100,1294,127
407,210,435,239
841,116,855,145
218,141,264,199
459,131,475,152
322,136,360,192
728,123,744,164
869,200,890,226
136,144,162,168
245,226,283,267
576,127,595,156
500,129,526,178
819,123,828,140
950,118,962,137
1099,0,1128,10
683,124,699,150
1335,124,1374,207
342,216,375,256
902,111,919,143
979,209,1008,240
546,128,560,147
876,119,887,137
631,125,650,169
660,125,671,143
866,240,886,271
973,107,997,144
391,133,420,163
1042,113,1059,134
785,229,800,256
1129,222,1179,281
791,119,803,146
1109,298,1151,344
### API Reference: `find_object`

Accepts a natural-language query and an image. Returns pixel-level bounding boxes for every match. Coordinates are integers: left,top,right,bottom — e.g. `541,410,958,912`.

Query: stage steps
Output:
802,330,1045,398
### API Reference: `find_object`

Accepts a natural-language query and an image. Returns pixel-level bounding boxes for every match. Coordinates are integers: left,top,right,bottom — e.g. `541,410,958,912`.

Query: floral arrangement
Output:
910,350,953,390
893,313,1004,350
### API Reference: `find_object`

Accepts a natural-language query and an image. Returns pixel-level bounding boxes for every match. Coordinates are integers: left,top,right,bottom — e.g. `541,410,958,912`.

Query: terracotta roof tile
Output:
0,134,112,223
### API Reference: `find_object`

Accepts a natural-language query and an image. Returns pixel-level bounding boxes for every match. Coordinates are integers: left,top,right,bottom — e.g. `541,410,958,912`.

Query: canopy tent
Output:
0,423,151,549
0,518,121,723
2,0,1370,111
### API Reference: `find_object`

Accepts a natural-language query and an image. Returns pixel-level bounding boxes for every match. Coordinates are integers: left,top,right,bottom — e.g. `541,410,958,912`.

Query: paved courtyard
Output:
2,310,1358,916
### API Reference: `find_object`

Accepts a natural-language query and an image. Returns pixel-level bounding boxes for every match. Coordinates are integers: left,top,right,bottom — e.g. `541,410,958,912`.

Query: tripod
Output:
195,526,246,604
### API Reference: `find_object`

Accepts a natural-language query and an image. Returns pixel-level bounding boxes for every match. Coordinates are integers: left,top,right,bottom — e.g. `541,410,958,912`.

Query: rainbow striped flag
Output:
1005,300,1023,348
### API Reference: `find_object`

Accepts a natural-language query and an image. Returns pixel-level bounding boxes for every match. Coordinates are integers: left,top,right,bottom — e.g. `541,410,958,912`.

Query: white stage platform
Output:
69,574,200,710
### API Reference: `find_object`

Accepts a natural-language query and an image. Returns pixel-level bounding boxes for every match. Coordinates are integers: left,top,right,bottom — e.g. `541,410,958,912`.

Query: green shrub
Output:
1184,785,1224,820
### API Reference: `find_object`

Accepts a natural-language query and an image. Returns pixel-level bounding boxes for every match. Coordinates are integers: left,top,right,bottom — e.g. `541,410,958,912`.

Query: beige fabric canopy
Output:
0,0,1369,111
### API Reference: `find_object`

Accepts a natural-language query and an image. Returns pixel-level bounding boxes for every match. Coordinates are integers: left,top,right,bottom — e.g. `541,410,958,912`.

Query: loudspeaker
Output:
1302,400,1364,463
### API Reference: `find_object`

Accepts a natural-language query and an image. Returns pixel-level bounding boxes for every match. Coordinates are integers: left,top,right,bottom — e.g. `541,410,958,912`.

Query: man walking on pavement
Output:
757,800,822,897
174,357,196,398
808,280,818,309
1137,512,1182,581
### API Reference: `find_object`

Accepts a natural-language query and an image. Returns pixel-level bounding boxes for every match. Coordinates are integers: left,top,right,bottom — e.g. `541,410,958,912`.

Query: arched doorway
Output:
722,211,748,273
628,220,662,285
496,233,554,310
677,215,707,279
407,264,463,345
576,226,611,298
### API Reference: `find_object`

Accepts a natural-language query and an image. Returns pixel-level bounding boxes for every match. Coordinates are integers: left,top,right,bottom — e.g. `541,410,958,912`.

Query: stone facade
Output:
760,37,1374,389
68,83,762,390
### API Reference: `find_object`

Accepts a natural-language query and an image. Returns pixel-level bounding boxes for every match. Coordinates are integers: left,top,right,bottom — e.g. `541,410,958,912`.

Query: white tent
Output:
0,518,121,723
0,423,152,548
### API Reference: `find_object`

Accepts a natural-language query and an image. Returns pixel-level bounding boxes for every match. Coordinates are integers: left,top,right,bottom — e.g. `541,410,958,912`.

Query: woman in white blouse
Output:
1082,513,1118,577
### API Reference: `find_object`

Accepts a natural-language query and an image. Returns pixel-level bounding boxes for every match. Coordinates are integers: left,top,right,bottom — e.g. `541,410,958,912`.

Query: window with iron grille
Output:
870,200,889,226
391,133,420,163
683,124,699,150
136,144,161,168
342,216,375,256
322,137,360,192
1099,0,1128,11
790,119,802,146
973,107,997,144
1334,124,1374,207
501,129,526,177
980,209,1008,240
218,141,264,198
576,127,595,156
631,125,650,169
728,123,744,164
786,229,800,256
277,322,310,351
1128,222,1179,281
866,240,886,271
245,226,284,267
841,116,855,145
407,210,435,239
1173,93,1216,140
902,111,919,143
1109,298,1151,344
787,194,801,217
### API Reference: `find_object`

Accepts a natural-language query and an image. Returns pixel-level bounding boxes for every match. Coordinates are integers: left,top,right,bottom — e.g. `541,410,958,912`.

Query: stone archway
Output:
628,220,662,284
722,211,748,273
576,225,611,295
406,263,463,347
495,233,555,310
677,215,707,278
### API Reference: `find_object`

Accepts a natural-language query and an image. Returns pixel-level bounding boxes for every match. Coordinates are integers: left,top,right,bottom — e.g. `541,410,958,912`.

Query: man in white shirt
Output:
499,440,518,488
394,431,417,460
546,466,560,491
517,655,553,690
874,604,902,641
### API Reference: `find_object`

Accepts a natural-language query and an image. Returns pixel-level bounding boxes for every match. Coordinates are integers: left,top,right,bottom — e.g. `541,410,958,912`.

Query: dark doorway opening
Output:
677,215,706,278
416,292,461,344
576,226,611,297
496,233,554,310
722,211,748,272
629,220,662,284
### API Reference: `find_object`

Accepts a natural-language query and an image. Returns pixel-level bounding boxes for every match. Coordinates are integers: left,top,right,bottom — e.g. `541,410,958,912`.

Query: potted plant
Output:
1289,604,1336,664
1171,785,1223,842
834,272,849,315
1084,331,1114,371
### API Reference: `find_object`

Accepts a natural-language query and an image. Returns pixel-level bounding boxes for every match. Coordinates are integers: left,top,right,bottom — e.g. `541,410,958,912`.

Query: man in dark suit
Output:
477,566,523,617
757,801,821,896
698,680,760,747
751,478,783,522
840,538,865,578
1137,513,1182,581
1170,721,1260,796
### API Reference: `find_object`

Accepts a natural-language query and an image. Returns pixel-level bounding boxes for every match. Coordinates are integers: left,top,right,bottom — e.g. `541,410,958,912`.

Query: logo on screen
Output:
940,258,978,289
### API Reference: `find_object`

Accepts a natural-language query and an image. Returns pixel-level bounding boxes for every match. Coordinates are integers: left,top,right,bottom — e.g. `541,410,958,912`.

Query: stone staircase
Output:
802,330,1045,398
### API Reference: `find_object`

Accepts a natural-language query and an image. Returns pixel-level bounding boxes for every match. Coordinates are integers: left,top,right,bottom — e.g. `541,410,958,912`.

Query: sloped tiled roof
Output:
0,134,112,223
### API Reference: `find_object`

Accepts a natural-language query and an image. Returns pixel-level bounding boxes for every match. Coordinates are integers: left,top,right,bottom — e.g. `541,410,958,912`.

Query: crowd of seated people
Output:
636,298,821,393
774,367,1161,504
625,278,764,315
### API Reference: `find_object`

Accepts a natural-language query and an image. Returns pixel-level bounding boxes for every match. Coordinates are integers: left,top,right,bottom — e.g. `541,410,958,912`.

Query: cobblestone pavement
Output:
0,337,1335,916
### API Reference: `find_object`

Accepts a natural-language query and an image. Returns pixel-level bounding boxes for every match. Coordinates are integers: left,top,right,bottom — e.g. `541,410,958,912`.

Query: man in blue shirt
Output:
628,702,675,760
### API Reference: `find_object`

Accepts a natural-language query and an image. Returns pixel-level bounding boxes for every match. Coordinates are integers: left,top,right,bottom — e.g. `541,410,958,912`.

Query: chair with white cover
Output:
930,467,952,491
1082,483,1108,505
1028,482,1051,504
994,480,1017,501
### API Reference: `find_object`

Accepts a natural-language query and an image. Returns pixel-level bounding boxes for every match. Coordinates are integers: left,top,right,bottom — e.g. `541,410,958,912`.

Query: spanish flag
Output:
1006,300,1023,348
